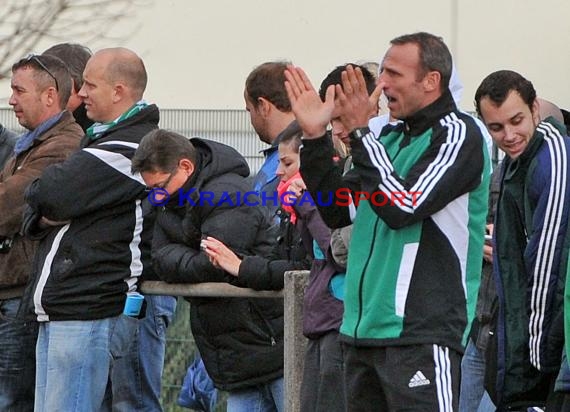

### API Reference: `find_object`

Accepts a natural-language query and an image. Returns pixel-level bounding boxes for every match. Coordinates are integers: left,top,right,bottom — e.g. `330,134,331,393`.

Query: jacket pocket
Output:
51,247,76,282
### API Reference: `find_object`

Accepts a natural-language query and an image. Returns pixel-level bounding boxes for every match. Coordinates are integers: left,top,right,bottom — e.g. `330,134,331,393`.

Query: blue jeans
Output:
459,338,496,412
0,297,38,412
227,376,284,412
34,315,138,412
103,295,177,411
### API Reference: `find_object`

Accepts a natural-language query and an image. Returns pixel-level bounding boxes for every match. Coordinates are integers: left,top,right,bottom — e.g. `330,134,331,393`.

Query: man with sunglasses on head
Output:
20,47,166,411
0,53,82,411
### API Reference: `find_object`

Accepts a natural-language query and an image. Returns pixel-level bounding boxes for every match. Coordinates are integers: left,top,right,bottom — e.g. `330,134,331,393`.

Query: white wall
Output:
1,0,569,112
124,0,456,109
457,0,570,112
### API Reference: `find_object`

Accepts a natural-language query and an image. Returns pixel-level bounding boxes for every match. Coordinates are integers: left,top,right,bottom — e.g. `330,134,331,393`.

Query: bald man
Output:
20,48,166,411
538,97,565,125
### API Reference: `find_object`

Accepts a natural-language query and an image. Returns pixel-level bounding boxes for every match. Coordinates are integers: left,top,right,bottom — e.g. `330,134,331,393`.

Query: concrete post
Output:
283,270,310,412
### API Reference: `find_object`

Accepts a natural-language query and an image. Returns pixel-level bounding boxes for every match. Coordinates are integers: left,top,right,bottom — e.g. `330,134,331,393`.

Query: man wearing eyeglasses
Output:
0,53,82,411
20,48,166,411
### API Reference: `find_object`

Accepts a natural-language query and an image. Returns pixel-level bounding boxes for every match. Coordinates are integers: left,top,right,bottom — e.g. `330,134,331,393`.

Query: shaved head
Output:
95,48,147,100
537,98,564,124
79,47,148,122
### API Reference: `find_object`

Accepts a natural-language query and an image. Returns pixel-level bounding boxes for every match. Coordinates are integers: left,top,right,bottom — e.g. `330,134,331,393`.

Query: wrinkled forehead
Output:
381,43,419,68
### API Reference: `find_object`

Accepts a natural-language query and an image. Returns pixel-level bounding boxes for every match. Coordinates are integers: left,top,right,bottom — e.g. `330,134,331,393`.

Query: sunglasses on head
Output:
25,54,59,91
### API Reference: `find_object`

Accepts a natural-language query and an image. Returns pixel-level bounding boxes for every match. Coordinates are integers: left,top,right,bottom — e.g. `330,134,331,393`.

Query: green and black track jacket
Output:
300,91,490,353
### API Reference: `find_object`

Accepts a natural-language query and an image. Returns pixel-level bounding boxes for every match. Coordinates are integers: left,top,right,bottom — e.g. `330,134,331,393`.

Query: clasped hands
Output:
284,64,383,139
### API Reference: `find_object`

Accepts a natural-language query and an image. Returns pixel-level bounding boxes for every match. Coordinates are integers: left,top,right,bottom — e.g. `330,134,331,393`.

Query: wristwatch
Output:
349,126,370,140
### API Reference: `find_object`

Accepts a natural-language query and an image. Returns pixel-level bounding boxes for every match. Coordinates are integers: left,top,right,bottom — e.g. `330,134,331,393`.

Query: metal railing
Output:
0,107,266,174
141,271,309,412
0,107,503,171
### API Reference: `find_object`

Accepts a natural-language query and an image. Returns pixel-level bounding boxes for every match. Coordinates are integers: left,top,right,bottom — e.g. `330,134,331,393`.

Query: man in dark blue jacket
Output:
245,62,300,219
475,70,570,410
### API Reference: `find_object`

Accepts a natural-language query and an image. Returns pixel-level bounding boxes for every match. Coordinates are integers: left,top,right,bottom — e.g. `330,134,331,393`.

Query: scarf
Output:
85,100,148,140
277,171,302,224
14,111,64,155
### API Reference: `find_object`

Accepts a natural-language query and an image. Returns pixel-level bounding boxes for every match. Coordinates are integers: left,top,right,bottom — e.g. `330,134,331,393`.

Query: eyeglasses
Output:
25,54,59,91
144,168,178,192
156,171,176,190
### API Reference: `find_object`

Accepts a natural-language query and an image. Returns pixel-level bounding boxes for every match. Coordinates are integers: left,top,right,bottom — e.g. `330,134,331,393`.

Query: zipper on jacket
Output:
250,300,278,346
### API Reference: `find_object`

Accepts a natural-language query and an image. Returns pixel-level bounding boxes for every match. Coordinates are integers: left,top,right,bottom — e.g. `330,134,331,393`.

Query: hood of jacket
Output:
186,137,250,190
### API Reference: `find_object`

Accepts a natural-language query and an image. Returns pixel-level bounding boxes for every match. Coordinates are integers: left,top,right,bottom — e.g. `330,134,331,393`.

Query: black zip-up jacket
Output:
21,105,159,321
152,138,282,391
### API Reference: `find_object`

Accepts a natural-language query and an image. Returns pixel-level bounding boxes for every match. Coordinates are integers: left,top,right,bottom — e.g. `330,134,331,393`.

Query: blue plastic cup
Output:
123,293,144,317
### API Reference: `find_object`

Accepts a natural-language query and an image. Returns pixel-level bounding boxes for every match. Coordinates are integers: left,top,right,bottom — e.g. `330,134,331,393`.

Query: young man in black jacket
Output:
132,129,284,412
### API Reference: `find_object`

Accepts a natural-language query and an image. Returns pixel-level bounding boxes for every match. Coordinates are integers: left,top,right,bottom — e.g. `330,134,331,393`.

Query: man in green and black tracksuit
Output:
286,32,490,411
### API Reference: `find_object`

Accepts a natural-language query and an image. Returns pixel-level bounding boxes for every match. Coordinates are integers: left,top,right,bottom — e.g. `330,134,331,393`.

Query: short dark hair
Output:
245,61,291,111
390,32,452,92
279,129,303,153
43,43,92,93
474,70,536,118
132,129,197,174
319,63,377,101
12,54,72,109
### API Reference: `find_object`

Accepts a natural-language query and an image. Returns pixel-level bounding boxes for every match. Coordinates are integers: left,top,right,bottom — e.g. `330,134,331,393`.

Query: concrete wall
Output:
0,0,568,112
123,0,569,112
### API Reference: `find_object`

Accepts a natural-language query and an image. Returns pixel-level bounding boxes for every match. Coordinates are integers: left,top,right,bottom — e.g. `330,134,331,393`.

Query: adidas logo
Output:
408,370,431,388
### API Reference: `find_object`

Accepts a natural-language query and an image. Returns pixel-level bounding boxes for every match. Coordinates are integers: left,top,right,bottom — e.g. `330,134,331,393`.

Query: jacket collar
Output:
80,104,159,148
502,124,545,180
510,117,565,167
260,120,300,156
14,111,72,155
402,89,456,136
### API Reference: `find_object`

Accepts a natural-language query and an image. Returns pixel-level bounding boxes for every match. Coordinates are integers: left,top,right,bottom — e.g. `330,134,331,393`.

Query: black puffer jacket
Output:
152,138,282,391
233,206,311,291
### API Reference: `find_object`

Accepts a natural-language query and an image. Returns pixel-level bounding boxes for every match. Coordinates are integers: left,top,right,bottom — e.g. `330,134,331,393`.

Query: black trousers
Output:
343,343,461,411
300,331,345,412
